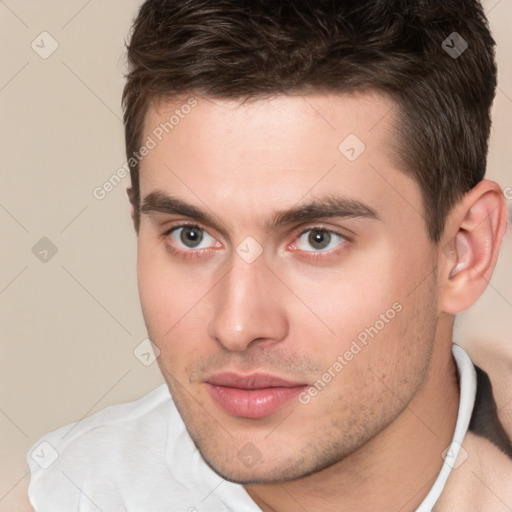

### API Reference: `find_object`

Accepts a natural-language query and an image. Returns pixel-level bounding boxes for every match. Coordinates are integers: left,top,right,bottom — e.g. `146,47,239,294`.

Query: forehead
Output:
138,92,421,230
143,92,400,168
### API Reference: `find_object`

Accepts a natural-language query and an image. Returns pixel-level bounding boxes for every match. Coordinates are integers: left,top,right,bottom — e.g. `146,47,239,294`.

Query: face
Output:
136,92,440,483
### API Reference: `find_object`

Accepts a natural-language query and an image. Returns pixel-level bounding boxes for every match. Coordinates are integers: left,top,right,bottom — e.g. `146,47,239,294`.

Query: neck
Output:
244,336,460,512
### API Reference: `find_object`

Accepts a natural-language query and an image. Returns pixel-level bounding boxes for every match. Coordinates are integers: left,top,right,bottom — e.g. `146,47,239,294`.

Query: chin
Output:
202,457,305,485
195,438,344,485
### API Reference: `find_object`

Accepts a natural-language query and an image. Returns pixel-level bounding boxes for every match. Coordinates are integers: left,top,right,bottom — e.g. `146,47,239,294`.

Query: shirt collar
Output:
415,343,477,511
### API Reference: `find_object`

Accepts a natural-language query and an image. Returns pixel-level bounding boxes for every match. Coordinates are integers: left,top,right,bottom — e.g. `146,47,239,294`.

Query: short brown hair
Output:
122,0,497,241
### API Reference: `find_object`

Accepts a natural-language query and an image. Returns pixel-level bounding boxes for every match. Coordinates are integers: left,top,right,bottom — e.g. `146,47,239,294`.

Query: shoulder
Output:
27,384,174,510
435,352,512,511
436,431,512,511
29,383,173,455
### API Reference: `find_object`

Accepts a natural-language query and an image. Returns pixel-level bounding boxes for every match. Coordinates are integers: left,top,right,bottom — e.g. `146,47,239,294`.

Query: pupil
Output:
181,227,203,247
309,230,331,250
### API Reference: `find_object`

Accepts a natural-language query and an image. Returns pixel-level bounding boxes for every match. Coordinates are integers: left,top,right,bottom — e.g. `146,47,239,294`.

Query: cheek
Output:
137,238,189,335
137,236,216,364
279,246,429,381
137,239,166,325
281,260,399,349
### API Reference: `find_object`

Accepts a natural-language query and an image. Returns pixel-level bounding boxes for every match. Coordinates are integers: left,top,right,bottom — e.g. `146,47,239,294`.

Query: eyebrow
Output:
141,190,380,230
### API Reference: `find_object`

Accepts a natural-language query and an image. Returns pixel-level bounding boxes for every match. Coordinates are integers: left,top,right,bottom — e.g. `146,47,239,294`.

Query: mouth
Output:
204,372,309,419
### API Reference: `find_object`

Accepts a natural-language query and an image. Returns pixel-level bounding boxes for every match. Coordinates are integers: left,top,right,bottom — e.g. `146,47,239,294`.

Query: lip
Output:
205,372,308,419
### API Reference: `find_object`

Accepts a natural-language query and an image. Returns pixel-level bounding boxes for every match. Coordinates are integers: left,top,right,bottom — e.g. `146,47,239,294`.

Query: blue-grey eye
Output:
296,229,344,251
179,226,203,247
170,226,216,250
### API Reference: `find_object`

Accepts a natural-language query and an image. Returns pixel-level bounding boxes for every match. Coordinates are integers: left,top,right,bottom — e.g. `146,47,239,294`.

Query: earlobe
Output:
440,180,508,314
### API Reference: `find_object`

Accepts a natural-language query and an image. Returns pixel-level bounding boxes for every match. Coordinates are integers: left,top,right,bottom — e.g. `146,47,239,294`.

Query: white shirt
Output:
27,344,476,512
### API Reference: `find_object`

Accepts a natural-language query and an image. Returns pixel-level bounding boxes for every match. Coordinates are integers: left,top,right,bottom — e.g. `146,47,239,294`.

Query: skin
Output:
135,92,507,512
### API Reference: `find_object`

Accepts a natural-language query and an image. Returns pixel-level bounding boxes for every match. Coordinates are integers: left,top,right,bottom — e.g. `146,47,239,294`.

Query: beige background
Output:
0,1,511,509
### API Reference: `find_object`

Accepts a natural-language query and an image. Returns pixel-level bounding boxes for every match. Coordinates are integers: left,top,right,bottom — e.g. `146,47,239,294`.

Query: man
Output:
27,0,512,510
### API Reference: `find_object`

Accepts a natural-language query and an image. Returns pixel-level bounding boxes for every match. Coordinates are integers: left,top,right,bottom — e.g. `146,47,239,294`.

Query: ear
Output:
126,187,140,233
439,179,509,314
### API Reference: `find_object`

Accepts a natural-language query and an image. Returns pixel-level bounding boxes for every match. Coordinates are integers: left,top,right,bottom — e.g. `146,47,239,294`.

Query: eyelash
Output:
161,223,349,261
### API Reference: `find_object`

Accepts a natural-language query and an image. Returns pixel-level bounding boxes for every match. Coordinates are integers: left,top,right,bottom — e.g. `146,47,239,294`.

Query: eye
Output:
295,228,346,252
168,225,219,250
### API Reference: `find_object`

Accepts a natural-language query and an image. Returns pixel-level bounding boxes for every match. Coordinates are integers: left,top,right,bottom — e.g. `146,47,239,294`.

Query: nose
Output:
207,254,289,352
